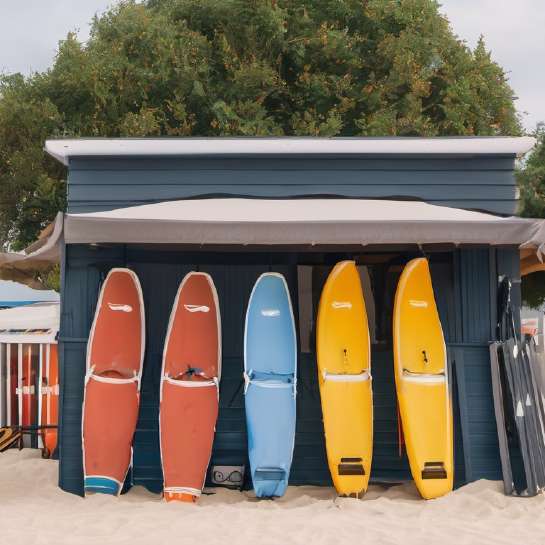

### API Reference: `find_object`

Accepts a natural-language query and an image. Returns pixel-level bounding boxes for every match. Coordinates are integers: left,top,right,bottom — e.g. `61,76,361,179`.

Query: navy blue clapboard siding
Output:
66,155,519,215
58,244,515,496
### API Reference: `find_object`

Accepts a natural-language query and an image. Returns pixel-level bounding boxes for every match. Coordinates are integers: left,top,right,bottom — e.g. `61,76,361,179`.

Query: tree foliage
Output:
0,0,521,248
518,123,545,218
522,271,545,310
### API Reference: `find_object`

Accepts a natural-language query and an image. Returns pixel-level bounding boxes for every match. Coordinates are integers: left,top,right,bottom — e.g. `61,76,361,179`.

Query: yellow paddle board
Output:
393,258,453,499
317,261,373,496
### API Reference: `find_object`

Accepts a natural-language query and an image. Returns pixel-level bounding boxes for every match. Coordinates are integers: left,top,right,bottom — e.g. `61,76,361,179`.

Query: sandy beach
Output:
1,450,544,545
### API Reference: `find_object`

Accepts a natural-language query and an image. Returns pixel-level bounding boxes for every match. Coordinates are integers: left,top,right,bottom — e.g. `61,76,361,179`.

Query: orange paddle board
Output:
21,345,36,429
160,272,221,502
82,268,145,496
41,344,59,457
8,345,18,426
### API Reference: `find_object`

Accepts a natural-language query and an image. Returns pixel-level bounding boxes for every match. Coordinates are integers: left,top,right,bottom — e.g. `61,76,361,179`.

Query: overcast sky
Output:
0,1,543,300
0,280,59,302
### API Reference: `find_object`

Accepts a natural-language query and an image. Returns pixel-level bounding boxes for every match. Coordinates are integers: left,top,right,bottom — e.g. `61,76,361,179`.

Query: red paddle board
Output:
160,272,221,502
8,345,18,426
41,344,59,457
82,268,145,496
21,345,36,429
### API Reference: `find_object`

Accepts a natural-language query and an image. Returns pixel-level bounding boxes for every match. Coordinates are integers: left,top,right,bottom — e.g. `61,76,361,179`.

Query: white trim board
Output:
45,137,536,165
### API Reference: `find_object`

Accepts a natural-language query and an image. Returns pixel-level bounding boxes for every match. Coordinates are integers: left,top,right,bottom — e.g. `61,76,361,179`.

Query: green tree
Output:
0,0,522,249
518,123,545,217
522,271,545,310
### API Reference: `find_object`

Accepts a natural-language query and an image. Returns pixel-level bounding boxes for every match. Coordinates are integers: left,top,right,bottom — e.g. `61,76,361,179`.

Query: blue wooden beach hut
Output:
43,136,538,496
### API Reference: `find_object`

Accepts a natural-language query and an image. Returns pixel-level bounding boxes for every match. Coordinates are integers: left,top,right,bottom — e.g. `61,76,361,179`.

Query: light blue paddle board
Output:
244,272,297,498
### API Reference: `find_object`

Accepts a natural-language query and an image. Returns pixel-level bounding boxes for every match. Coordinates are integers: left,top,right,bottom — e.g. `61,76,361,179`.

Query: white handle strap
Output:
402,369,446,384
163,375,218,388
86,366,139,385
322,370,371,382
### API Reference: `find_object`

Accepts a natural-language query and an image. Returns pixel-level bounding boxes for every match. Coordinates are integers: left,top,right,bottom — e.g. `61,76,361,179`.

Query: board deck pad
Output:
244,273,297,498
160,272,221,502
82,268,145,496
316,261,373,496
393,258,453,499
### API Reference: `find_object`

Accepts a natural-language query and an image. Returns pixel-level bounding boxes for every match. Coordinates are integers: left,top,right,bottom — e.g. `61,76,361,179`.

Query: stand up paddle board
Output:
244,272,297,498
21,345,36,430
0,349,5,428
160,272,221,502
393,258,453,499
82,268,145,496
41,344,59,458
317,261,372,496
8,346,18,426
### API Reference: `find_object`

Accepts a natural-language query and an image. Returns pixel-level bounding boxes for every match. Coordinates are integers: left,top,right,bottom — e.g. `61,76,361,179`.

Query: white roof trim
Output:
45,137,536,165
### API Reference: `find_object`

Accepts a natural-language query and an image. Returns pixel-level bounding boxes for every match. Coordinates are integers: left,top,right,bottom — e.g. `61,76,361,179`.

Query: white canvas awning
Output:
62,199,545,252
3,200,545,266
0,213,63,288
0,302,60,344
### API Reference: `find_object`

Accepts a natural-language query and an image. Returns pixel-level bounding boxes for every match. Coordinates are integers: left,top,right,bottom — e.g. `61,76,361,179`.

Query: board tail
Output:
82,374,140,496
245,376,295,498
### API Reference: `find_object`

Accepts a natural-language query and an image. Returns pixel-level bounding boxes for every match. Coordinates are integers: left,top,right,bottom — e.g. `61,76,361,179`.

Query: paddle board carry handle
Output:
401,369,446,383
422,350,429,365
322,369,371,382
85,365,139,386
244,370,297,398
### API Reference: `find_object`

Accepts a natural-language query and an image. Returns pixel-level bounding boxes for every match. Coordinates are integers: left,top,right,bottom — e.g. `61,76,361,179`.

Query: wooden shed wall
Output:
66,155,519,215
57,245,520,496
58,150,521,495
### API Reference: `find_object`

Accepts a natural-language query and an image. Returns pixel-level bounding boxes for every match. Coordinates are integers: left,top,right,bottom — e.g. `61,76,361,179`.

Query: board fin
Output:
421,461,447,480
165,492,197,503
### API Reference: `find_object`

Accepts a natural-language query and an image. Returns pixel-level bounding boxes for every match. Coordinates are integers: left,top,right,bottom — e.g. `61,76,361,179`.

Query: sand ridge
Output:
1,450,544,545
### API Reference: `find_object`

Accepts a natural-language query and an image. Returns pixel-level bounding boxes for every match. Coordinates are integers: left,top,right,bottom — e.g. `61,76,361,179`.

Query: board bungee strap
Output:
243,370,296,396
